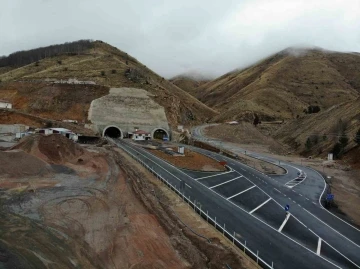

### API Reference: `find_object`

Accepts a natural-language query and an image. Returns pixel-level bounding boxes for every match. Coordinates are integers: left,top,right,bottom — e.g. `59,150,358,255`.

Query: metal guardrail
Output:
109,138,275,269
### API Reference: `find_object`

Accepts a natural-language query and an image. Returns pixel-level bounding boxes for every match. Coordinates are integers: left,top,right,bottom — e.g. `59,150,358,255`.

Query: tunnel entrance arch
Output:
151,128,169,140
103,125,123,139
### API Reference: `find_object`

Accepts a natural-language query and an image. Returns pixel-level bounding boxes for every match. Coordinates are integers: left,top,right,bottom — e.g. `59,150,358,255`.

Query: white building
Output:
37,128,79,142
0,100,12,109
132,130,151,141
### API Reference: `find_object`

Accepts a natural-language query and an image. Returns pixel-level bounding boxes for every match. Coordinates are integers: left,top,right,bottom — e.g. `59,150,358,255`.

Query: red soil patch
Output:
148,148,226,171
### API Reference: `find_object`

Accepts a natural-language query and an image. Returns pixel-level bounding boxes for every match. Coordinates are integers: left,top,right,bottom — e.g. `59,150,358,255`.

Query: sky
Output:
1,0,360,78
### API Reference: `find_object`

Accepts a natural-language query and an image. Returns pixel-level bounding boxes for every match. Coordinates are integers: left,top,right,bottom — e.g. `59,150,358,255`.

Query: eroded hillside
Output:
0,41,217,127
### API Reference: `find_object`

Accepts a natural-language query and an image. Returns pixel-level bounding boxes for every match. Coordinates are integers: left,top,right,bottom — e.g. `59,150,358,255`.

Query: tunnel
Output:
152,128,169,140
103,126,123,138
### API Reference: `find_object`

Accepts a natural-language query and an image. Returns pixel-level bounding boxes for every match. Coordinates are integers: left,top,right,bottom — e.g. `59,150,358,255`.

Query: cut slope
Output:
195,47,360,122
0,41,217,126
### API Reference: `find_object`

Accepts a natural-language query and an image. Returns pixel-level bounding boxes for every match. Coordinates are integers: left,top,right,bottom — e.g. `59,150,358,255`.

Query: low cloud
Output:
1,0,359,78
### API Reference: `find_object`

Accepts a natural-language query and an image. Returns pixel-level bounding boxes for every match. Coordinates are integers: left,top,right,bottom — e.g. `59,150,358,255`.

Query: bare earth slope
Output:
0,41,217,126
195,47,360,122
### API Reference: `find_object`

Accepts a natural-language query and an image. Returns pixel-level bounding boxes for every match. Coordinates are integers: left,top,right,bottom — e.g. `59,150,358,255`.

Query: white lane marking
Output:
249,198,272,214
195,170,234,180
306,198,310,201
317,238,322,255
302,207,360,249
274,188,281,193
226,185,256,200
312,202,317,205
209,176,242,189
299,194,303,197
175,138,343,268
190,133,356,267
279,213,291,232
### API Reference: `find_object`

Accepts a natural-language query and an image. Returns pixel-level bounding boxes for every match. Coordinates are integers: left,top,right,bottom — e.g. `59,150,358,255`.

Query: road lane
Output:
113,139,350,269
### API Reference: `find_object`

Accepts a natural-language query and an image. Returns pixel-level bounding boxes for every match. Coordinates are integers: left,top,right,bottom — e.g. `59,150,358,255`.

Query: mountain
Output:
194,47,360,122
0,40,217,127
170,74,209,94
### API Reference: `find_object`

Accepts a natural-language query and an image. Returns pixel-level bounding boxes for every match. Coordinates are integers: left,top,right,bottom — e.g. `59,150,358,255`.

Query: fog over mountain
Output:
1,0,360,78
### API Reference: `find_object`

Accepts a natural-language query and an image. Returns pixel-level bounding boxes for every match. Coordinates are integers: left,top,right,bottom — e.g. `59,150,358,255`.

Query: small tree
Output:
332,142,343,158
355,129,360,145
339,133,349,148
305,137,312,150
253,114,260,127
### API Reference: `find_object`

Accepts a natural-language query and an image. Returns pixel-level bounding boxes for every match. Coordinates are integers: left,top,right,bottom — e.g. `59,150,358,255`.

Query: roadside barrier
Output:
107,137,275,269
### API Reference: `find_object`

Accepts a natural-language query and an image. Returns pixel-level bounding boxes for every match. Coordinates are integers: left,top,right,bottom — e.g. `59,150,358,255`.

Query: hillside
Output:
274,98,360,155
194,47,360,122
0,40,217,127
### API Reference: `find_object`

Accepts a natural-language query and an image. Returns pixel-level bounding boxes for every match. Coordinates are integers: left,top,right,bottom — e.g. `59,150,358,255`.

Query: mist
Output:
1,0,360,78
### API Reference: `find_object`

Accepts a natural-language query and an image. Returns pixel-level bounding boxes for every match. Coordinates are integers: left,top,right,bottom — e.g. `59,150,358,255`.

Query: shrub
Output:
253,114,260,127
101,71,105,76
64,67,68,71
307,105,321,114
57,60,62,65
305,137,312,150
332,142,343,158
111,69,117,74
355,129,360,145
339,134,349,148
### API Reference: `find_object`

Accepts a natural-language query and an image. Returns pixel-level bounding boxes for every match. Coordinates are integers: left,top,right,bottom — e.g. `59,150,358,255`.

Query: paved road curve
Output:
113,137,360,269
191,125,360,268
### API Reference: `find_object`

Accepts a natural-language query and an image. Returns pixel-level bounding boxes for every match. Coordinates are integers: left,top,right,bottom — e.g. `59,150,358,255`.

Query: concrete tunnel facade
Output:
88,88,171,140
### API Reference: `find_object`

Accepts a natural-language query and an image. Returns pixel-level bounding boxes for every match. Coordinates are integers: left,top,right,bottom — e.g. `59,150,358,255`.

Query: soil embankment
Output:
147,147,226,171
0,134,255,268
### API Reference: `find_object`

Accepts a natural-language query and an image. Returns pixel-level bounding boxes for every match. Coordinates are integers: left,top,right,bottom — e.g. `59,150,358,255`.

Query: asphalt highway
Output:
112,137,360,269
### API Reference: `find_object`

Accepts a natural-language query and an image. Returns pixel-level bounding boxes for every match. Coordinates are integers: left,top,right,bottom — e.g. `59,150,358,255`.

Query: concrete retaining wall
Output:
88,87,170,137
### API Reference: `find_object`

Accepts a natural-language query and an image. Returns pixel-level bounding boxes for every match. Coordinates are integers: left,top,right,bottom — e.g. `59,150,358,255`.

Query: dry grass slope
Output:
195,48,360,122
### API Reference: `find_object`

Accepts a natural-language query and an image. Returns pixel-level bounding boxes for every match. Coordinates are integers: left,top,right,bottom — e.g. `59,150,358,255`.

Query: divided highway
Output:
112,134,360,269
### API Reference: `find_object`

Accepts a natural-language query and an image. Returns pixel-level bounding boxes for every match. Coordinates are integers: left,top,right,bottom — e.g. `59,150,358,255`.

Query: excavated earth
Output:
0,134,255,269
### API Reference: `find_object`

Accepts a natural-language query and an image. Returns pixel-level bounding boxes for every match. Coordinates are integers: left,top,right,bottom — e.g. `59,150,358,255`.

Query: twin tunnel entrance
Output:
103,126,169,140
103,127,122,138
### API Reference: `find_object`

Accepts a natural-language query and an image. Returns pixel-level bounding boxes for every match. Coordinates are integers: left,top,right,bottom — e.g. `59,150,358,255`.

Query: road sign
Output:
326,193,334,201
285,204,290,212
